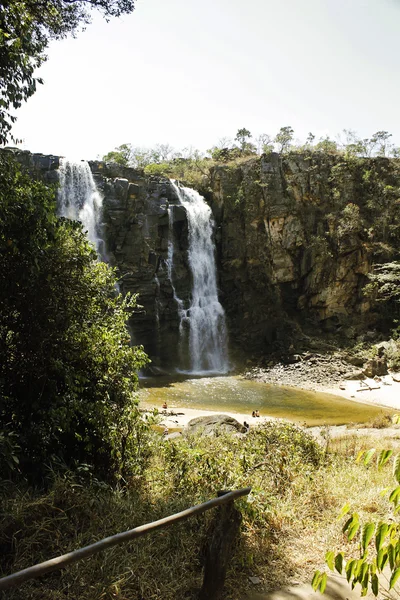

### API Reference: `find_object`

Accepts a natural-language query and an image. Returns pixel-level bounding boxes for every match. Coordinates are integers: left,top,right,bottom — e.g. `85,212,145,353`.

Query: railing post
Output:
199,490,242,600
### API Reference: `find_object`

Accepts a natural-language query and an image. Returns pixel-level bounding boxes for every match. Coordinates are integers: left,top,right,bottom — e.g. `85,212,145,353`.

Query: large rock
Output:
363,357,388,377
183,414,247,436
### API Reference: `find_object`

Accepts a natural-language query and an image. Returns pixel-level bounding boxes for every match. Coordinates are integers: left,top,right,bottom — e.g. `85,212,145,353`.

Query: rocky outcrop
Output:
89,162,191,368
3,148,60,182
209,153,400,354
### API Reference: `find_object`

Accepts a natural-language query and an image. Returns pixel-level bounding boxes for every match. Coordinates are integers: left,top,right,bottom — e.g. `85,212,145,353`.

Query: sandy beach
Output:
324,374,400,411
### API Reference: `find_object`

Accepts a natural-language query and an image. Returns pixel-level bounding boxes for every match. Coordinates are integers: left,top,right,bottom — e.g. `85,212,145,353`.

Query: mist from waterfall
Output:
170,181,229,374
58,159,105,257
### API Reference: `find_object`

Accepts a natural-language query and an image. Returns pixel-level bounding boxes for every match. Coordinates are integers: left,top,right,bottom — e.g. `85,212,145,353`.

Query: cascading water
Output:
58,159,105,257
170,181,229,374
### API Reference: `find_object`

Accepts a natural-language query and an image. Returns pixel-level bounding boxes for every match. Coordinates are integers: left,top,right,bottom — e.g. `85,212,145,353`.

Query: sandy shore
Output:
146,373,400,432
155,406,275,430
322,374,400,411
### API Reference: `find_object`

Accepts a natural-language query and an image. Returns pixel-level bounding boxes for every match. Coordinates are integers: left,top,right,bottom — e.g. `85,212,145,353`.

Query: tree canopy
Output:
0,0,136,144
0,153,148,480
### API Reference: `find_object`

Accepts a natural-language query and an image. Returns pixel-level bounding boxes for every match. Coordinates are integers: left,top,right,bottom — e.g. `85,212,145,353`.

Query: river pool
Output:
139,375,390,427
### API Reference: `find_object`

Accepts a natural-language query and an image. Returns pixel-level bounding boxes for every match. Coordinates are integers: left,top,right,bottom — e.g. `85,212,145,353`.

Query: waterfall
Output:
57,159,104,257
166,205,184,314
170,181,229,374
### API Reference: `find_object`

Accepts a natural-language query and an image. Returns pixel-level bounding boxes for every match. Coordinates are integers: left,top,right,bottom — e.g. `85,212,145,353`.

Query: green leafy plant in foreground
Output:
313,426,400,597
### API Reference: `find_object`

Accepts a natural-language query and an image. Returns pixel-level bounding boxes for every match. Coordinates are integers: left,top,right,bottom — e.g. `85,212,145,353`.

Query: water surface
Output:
139,375,389,426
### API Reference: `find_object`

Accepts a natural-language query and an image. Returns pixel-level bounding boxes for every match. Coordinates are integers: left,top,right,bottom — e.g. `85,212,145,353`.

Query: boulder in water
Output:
183,414,247,437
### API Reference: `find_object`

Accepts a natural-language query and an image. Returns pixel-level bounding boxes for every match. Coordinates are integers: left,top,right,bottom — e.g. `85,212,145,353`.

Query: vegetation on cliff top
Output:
100,127,400,197
102,127,400,170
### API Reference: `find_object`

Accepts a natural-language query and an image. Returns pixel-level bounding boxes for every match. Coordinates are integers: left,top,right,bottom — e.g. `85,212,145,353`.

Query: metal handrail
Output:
0,486,251,592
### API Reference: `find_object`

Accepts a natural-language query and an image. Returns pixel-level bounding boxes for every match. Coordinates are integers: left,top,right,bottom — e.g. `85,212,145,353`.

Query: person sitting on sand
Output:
162,402,168,410
252,411,256,418
255,410,260,418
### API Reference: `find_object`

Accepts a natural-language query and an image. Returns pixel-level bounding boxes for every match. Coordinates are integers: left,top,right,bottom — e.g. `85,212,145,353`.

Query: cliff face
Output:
87,162,192,368
8,148,400,362
209,152,400,353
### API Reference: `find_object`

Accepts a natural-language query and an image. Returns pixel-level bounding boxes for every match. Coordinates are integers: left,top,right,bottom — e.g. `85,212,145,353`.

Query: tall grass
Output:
1,424,398,599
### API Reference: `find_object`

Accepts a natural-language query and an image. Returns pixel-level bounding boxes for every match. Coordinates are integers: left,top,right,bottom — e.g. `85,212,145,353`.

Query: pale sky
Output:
11,0,400,160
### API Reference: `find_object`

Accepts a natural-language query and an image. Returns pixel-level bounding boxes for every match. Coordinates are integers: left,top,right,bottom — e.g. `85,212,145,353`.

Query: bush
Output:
0,155,149,481
158,421,324,502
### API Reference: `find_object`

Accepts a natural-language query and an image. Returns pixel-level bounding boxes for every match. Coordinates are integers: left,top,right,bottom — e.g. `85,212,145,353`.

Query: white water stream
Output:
58,159,104,257
170,182,229,374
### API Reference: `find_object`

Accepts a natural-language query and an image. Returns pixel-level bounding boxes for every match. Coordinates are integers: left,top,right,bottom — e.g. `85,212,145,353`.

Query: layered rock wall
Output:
210,152,400,353
89,162,191,367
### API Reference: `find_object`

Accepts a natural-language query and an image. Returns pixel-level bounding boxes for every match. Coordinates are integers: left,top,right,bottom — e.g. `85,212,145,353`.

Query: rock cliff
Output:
209,152,400,354
7,148,400,364
89,161,192,368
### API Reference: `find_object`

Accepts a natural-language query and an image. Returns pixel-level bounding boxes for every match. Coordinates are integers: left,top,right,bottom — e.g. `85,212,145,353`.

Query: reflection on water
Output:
139,375,389,427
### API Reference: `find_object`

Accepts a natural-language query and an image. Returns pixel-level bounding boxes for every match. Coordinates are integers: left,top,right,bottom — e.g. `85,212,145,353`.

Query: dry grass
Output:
1,428,399,599
262,433,397,590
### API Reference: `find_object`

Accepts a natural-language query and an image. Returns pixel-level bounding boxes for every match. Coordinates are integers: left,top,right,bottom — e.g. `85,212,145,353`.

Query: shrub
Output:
0,155,149,481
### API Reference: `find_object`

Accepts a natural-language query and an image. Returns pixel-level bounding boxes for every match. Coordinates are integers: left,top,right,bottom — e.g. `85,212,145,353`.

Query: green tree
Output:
103,143,133,166
152,142,179,162
256,133,274,154
0,153,148,480
235,128,252,151
274,126,294,153
305,132,315,147
342,129,368,157
370,131,393,157
103,144,178,169
315,136,338,154
0,0,136,145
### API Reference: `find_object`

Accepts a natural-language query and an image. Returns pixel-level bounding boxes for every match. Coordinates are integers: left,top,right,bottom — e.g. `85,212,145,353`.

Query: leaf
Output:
356,450,365,463
343,513,359,539
348,520,360,542
377,449,393,469
319,572,327,594
388,544,395,570
334,552,344,574
360,562,369,584
343,515,353,533
325,551,335,571
362,523,375,552
338,503,351,520
354,558,364,581
377,548,388,571
362,563,369,589
376,523,389,552
312,570,322,591
389,486,400,507
390,567,400,589
364,448,376,465
394,455,400,484
371,573,379,596
346,559,357,582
